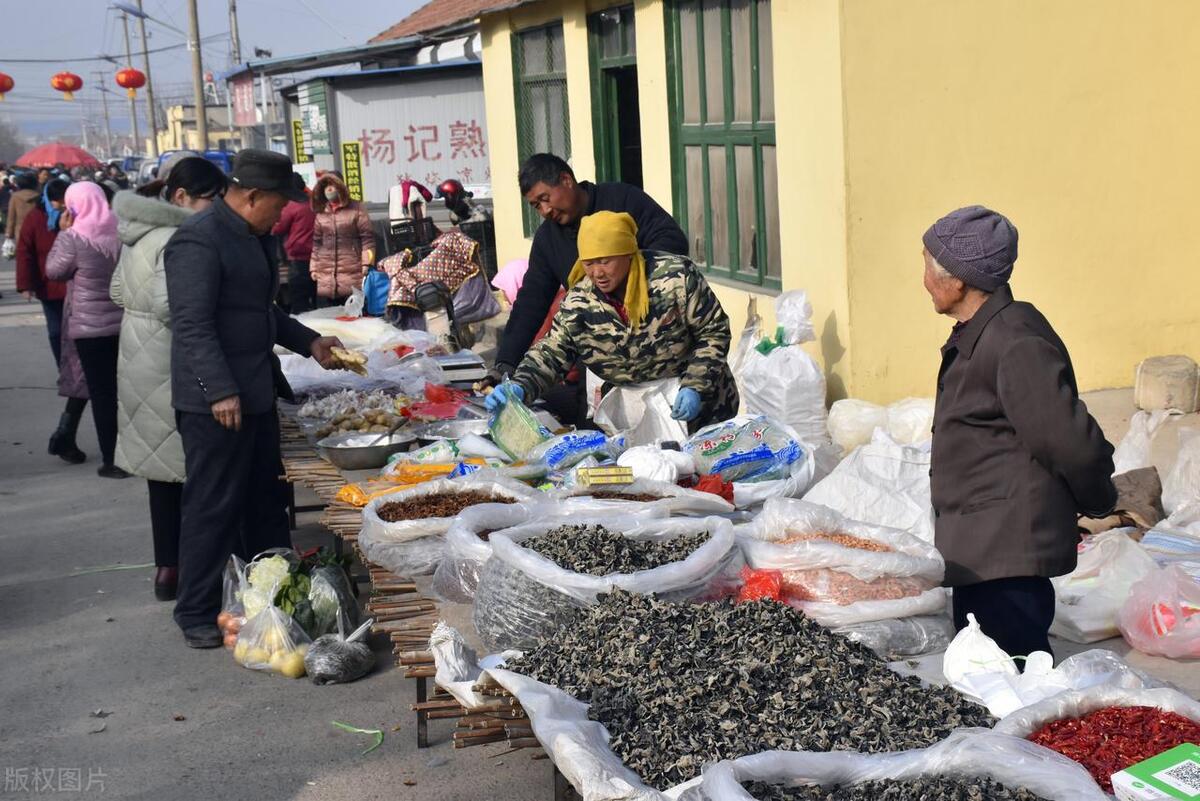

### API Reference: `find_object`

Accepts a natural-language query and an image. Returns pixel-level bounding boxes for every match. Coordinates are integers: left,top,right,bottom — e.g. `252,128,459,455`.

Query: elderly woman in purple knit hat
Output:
921,205,1116,662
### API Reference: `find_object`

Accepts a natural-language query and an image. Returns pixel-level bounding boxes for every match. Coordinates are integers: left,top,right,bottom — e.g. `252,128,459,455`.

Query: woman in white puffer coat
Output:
110,155,227,602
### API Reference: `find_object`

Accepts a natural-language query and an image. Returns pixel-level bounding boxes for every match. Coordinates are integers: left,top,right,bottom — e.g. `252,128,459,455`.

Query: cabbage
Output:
249,555,292,590
309,575,341,635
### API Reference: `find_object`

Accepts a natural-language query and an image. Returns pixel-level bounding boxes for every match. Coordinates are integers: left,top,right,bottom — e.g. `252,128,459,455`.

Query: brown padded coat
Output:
310,177,374,300
931,284,1117,587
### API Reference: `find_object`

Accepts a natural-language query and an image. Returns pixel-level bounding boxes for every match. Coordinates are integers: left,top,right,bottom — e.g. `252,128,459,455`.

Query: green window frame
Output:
666,0,780,288
513,23,572,237
588,5,638,184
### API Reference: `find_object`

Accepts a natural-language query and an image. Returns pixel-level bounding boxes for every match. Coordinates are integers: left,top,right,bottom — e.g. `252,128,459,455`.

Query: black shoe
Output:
154,567,178,602
97,464,130,479
182,624,222,649
48,410,87,463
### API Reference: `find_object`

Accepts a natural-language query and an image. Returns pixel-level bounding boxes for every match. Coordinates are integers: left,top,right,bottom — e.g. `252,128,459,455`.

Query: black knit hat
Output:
922,205,1018,292
229,149,306,202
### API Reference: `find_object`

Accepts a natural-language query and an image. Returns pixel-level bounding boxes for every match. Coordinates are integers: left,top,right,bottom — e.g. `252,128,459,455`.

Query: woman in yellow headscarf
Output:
486,210,739,429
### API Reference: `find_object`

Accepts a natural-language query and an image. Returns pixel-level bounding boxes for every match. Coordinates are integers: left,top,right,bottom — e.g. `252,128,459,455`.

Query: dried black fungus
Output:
740,778,1048,801
507,590,994,790
526,524,712,576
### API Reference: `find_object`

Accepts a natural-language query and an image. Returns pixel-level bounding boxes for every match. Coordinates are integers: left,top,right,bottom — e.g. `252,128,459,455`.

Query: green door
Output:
588,6,641,187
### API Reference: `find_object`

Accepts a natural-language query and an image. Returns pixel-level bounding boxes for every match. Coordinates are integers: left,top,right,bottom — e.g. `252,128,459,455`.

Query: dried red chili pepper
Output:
1028,705,1200,792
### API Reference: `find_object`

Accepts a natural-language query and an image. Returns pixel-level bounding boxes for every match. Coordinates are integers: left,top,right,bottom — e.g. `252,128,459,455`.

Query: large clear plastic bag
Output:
279,349,445,396
677,729,1108,801
1112,409,1171,476
740,291,830,447
472,515,737,652
554,478,736,517
1117,564,1200,658
1049,528,1159,643
738,498,945,626
826,398,935,457
309,564,360,637
593,377,689,447
831,615,955,659
357,476,536,577
232,597,311,679
994,685,1200,740
803,430,935,543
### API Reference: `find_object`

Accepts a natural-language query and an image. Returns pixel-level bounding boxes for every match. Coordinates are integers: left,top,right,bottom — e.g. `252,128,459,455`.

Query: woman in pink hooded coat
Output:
46,181,126,478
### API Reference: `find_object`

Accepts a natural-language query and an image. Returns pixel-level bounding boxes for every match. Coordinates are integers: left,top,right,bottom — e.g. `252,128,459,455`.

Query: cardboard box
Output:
1112,743,1200,800
576,466,634,487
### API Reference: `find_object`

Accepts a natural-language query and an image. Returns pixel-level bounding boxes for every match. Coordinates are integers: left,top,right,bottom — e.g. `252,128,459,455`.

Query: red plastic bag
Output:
695,473,735,503
392,344,414,359
737,567,783,603
425,382,466,404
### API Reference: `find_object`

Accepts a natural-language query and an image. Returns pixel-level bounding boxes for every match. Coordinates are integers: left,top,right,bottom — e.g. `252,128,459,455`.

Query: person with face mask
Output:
163,150,343,649
310,172,374,308
487,211,738,430
110,154,228,602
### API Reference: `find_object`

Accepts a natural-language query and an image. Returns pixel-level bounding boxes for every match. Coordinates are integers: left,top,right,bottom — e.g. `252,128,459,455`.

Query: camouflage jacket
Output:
513,252,739,425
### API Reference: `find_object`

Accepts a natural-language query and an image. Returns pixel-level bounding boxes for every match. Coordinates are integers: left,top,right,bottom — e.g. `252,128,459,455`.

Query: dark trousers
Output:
315,294,350,310
41,299,64,366
287,259,316,313
952,576,1056,661
74,335,119,466
173,410,292,630
147,479,183,568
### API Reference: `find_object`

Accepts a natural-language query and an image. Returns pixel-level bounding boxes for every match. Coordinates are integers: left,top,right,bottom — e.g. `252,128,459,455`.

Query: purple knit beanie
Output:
922,205,1018,292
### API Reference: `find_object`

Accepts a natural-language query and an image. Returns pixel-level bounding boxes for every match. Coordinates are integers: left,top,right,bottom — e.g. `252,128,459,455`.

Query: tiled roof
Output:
370,0,521,42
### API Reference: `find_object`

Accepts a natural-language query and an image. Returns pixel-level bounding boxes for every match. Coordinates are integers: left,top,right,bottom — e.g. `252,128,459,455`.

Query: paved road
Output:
0,262,546,801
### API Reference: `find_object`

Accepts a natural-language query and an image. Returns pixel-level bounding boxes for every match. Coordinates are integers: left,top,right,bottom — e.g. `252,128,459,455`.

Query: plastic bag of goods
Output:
308,564,360,636
554,477,735,517
827,397,935,456
831,615,955,659
1049,528,1159,643
1111,409,1171,476
358,476,537,577
305,617,376,685
685,415,816,509
1163,427,1200,515
525,429,626,472
675,728,1109,801
994,685,1200,793
803,430,935,543
232,598,311,679
1117,564,1200,658
738,498,945,627
218,555,248,649
472,514,737,652
739,291,830,447
593,377,688,446
489,378,551,460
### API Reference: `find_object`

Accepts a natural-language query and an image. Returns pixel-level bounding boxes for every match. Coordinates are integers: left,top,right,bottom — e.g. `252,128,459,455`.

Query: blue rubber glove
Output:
671,388,702,421
485,383,525,412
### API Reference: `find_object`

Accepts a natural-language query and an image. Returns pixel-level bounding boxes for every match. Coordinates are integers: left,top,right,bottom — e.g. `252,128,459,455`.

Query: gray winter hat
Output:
922,205,1018,292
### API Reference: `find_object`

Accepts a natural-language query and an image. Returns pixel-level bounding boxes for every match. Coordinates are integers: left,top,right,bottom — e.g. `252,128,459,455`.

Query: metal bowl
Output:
316,431,417,470
410,419,492,445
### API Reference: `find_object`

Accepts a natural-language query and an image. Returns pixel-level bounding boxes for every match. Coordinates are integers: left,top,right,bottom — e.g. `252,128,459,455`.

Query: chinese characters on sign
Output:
298,81,331,155
231,73,257,127
4,766,106,794
353,120,486,167
341,142,364,202
292,120,310,164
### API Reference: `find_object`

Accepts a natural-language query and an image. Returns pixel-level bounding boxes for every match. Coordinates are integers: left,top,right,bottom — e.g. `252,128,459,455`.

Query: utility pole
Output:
92,72,115,159
228,0,242,64
135,0,158,157
188,0,209,149
120,12,142,154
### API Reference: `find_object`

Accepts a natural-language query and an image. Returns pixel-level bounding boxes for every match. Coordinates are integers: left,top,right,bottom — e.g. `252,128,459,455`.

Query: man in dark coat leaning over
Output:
923,205,1116,659
488,152,688,383
165,150,342,648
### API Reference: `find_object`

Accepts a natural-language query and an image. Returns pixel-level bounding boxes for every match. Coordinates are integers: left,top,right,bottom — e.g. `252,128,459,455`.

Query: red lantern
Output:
0,73,13,102
51,71,83,101
115,67,146,99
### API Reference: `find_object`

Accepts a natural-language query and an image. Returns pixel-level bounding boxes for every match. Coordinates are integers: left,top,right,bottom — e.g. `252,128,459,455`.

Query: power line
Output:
1,32,229,63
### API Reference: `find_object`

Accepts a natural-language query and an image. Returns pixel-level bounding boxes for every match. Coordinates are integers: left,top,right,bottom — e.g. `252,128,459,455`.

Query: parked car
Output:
157,149,235,176
136,160,159,187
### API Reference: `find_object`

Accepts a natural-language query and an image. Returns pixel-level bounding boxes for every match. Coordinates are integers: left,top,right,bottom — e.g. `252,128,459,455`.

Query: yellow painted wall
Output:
839,0,1200,400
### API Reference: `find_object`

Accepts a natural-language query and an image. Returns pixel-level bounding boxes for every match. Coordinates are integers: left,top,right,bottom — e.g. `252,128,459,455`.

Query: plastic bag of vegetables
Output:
237,548,359,640
218,555,248,649
305,617,376,685
233,593,312,679
309,565,360,636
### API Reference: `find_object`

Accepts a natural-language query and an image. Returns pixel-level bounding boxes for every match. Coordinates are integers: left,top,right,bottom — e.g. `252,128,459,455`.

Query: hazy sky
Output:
0,0,425,139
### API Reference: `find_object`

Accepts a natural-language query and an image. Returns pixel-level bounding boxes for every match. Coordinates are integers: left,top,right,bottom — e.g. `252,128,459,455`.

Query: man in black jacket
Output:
165,150,342,648
924,205,1116,660
490,153,688,381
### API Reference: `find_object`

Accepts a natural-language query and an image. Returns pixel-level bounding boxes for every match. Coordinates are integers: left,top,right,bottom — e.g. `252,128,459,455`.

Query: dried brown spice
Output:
376,491,516,522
